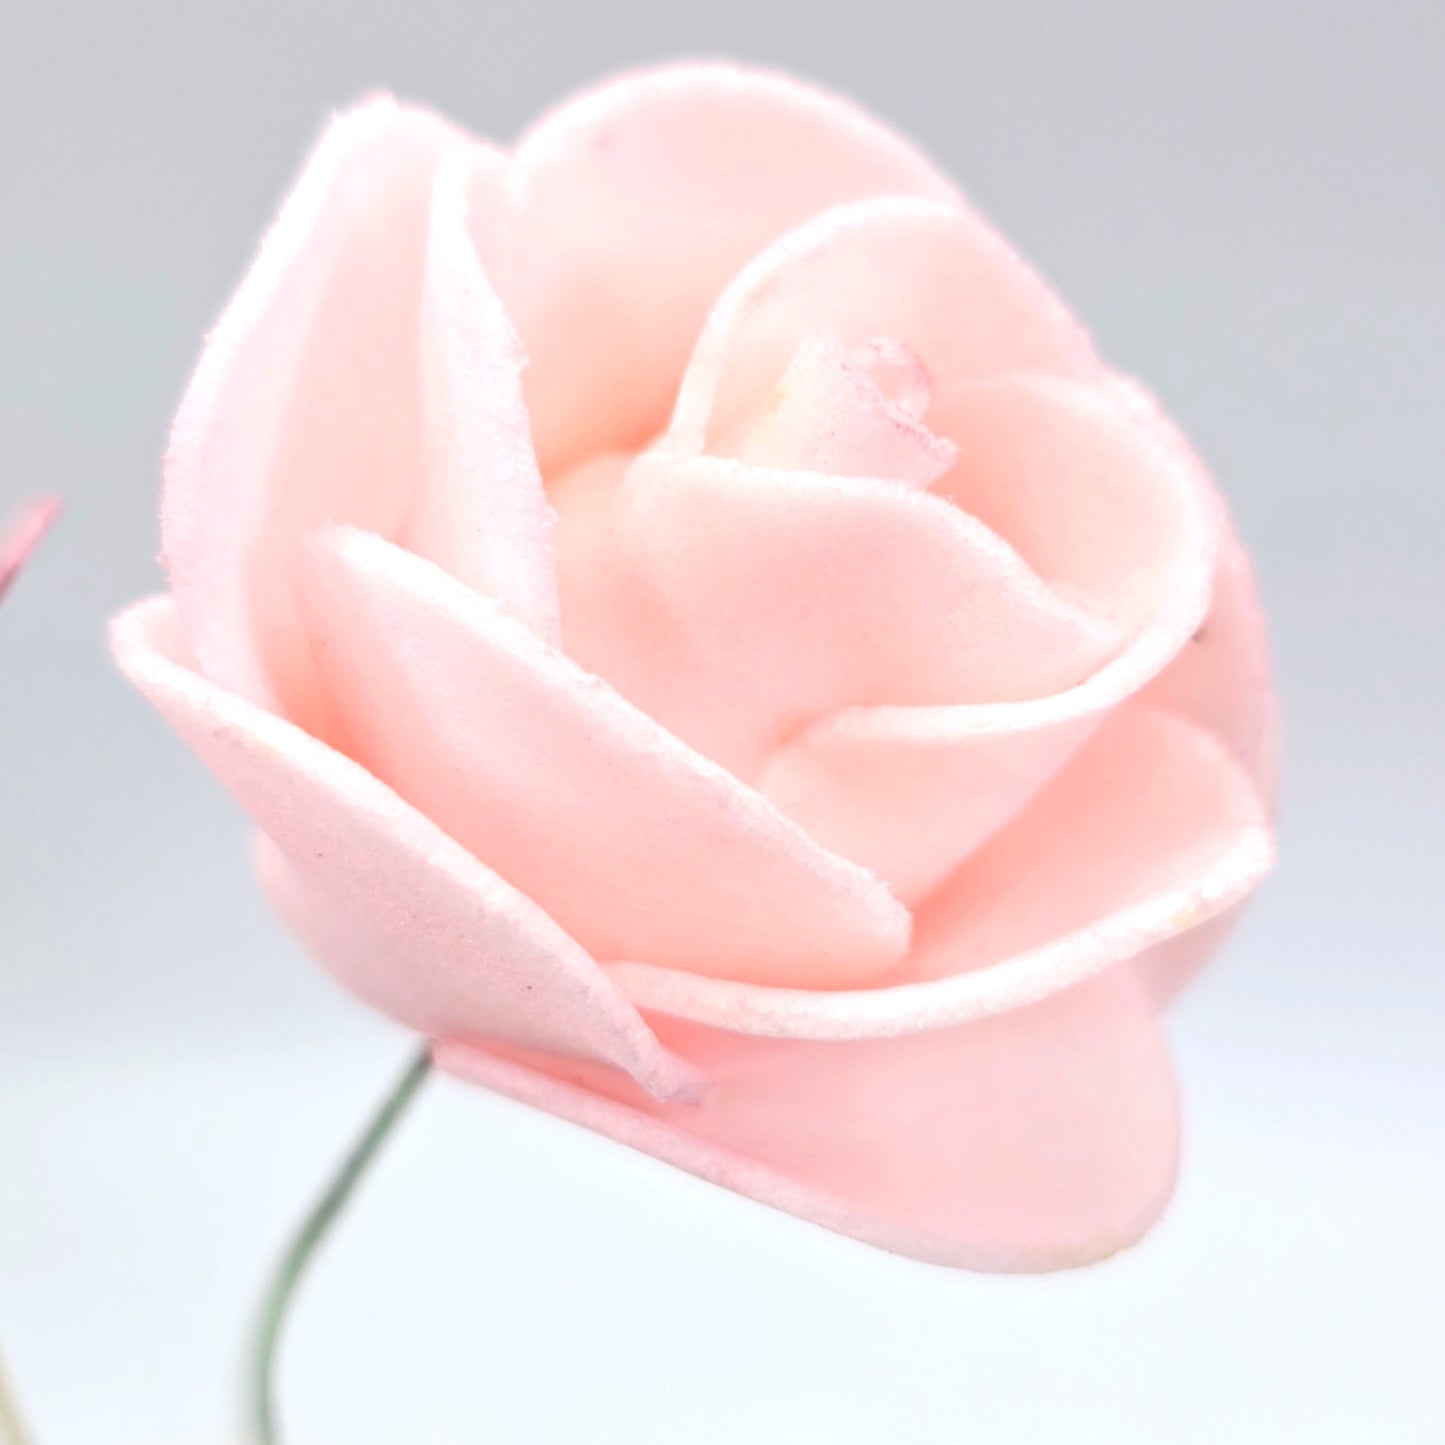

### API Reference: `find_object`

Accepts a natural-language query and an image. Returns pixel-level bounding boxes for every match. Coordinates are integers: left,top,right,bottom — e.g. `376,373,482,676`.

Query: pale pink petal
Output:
297,527,909,987
903,707,1268,977
1131,902,1249,1012
485,62,960,475
1141,531,1278,802
557,451,1121,777
162,97,469,726
439,964,1178,1272
756,376,1219,899
611,706,1273,1039
1105,380,1277,1009
404,145,560,642
1131,528,1276,1008
109,595,697,1100
667,198,1101,457
929,375,1206,627
759,707,1102,908
1111,376,1278,802
731,334,956,487
0,496,60,605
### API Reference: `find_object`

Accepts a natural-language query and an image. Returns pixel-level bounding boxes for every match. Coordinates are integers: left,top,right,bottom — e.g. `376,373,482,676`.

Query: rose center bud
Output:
730,332,958,488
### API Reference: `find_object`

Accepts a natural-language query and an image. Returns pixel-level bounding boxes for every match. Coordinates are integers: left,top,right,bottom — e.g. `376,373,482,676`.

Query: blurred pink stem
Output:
0,497,61,606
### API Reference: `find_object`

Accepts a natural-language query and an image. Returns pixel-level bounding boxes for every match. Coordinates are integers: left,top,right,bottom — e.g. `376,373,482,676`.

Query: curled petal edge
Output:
610,708,1274,1040
110,593,701,1102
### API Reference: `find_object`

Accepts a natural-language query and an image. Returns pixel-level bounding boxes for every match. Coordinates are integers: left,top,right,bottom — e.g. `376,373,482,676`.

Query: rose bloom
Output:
112,64,1275,1270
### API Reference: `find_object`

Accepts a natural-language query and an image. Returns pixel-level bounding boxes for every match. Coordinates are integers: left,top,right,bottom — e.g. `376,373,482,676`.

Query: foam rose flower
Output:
112,64,1275,1270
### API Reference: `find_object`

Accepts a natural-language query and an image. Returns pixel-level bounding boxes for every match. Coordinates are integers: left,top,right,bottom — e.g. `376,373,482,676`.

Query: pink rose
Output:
112,63,1275,1270
0,498,59,607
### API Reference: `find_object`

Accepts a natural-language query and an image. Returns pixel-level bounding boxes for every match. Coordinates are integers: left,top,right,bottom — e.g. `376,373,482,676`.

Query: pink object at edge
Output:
110,63,1276,1271
0,497,59,607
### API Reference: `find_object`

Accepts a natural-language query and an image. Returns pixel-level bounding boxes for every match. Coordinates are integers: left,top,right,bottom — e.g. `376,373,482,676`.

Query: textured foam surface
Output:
119,61,1277,1270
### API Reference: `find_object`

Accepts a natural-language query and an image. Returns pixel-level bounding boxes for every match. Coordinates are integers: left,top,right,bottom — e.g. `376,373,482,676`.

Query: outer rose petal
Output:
558,451,1120,777
405,145,561,643
1141,528,1278,803
1131,902,1249,1012
1101,378,1278,1009
439,964,1179,1272
162,97,469,726
666,198,1101,457
1129,536,1277,1006
611,706,1273,1039
484,62,960,475
757,374,1219,900
0,496,60,605
1110,377,1277,798
298,527,909,987
109,595,697,1101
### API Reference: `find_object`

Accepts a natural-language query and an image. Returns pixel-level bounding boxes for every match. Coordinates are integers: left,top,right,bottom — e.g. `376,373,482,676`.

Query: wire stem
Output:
249,1044,432,1445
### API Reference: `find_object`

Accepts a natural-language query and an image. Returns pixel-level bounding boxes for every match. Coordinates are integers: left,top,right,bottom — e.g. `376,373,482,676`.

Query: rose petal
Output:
110,595,697,1100
756,375,1219,900
162,97,468,725
439,964,1178,1272
557,451,1120,777
611,706,1273,1039
1131,901,1250,1012
403,145,561,642
903,707,1268,978
929,375,1207,627
0,496,60,605
1110,376,1278,800
667,198,1101,457
1093,379,1278,1008
759,707,1100,908
730,333,957,487
297,527,910,987
1142,530,1278,802
1130,535,1276,1008
484,62,960,475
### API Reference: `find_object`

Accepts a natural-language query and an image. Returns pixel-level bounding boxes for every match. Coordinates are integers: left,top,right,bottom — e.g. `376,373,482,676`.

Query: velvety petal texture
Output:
297,526,909,987
116,62,1276,1271
558,450,1122,776
481,63,961,475
732,333,958,486
666,197,1100,456
754,375,1218,900
162,98,469,727
407,145,561,642
439,964,1179,1273
112,596,698,1101
611,707,1273,1037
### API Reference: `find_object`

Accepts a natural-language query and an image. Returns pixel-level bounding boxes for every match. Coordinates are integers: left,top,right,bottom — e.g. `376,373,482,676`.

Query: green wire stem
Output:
249,1044,433,1445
